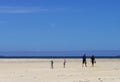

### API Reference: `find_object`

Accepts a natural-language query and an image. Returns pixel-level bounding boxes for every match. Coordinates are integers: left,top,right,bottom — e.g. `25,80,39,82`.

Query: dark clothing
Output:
82,55,86,61
82,60,87,64
51,60,54,68
91,56,95,64
82,55,87,64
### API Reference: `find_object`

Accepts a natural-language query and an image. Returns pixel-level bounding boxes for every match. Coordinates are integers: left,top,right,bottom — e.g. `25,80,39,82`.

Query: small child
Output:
63,59,66,68
51,60,54,69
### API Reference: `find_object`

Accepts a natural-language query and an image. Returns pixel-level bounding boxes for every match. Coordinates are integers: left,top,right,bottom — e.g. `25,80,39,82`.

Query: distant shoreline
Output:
0,56,120,59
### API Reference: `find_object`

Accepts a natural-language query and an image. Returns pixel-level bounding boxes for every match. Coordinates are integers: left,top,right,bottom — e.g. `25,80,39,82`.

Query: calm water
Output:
0,50,120,58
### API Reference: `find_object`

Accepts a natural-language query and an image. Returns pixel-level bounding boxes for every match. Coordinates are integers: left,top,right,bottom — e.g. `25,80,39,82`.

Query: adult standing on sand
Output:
82,54,87,67
51,60,54,69
91,54,96,67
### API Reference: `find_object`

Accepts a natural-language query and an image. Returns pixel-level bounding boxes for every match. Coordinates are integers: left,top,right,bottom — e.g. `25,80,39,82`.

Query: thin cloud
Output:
0,6,66,14
0,6,49,14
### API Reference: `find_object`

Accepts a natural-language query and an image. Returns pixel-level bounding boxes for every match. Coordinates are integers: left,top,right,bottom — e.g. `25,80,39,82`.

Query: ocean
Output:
0,50,120,58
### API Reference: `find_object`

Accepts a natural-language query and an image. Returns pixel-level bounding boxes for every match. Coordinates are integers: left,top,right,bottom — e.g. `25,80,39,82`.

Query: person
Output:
63,59,66,68
91,54,96,67
51,60,54,69
82,54,87,67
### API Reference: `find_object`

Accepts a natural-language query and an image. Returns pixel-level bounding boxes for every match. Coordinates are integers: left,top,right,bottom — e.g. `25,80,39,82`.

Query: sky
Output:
0,0,120,51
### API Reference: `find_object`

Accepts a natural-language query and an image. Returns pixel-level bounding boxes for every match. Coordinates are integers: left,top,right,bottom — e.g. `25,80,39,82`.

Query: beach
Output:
0,59,120,82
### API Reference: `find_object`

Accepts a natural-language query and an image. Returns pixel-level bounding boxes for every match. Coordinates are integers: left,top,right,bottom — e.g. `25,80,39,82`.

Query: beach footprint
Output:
98,78,103,82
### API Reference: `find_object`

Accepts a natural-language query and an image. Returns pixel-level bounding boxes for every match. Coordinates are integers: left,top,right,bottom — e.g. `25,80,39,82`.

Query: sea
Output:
0,50,120,58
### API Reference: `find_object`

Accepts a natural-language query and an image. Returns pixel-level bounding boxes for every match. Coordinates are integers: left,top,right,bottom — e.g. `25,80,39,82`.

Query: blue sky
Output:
0,0,120,51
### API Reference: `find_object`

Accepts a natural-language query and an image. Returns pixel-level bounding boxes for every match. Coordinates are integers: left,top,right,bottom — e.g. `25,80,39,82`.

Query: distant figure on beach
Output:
82,54,87,67
91,54,96,67
51,60,54,69
63,59,66,68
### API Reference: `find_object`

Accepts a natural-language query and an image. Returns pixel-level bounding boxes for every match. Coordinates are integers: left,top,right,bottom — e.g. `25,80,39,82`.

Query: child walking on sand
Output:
63,59,66,68
51,60,54,69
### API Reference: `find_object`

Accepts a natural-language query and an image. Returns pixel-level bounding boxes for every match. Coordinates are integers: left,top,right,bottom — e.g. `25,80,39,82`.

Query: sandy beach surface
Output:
0,58,120,82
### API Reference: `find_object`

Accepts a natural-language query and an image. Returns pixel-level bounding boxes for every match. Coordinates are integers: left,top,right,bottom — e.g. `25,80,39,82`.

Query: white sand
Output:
0,59,120,82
